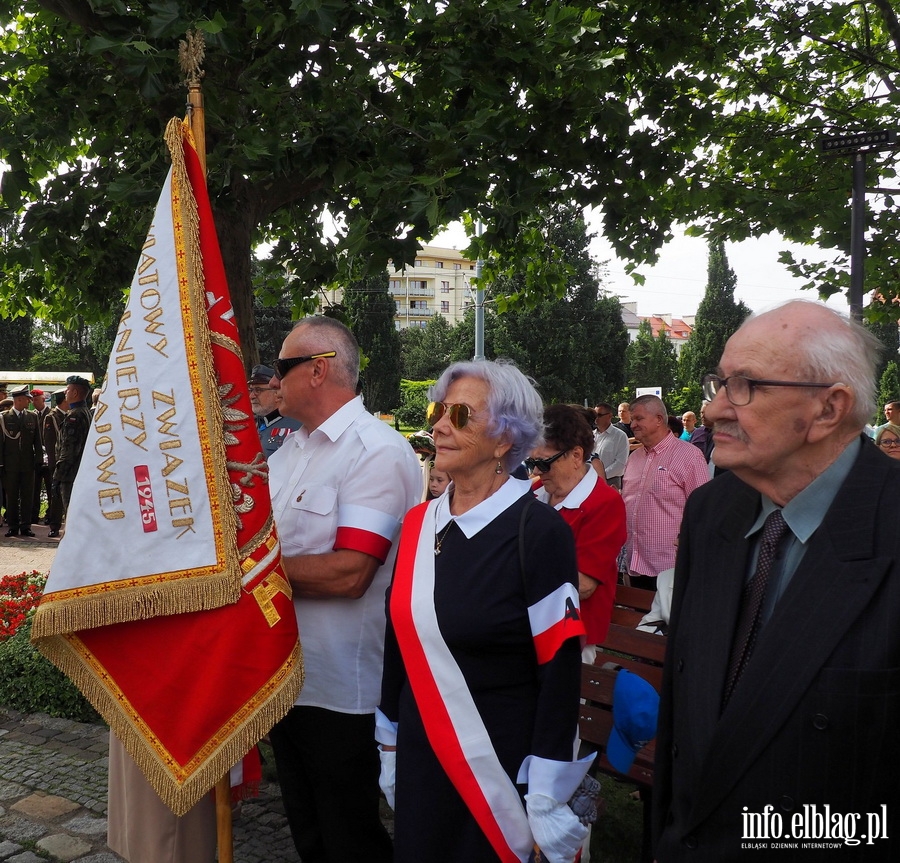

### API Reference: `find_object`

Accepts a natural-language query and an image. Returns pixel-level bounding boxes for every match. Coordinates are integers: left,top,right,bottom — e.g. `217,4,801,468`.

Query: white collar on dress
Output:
534,467,597,511
434,476,532,538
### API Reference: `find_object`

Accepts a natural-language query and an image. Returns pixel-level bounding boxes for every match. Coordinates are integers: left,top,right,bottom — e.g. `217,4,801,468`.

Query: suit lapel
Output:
686,441,892,830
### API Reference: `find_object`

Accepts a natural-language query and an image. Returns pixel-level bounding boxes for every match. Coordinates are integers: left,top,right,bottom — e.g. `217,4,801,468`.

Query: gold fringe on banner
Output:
31,574,247,638
37,632,303,816
164,116,240,582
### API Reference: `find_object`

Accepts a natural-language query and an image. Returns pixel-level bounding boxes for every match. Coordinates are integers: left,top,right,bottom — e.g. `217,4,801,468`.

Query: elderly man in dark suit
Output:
654,300,900,861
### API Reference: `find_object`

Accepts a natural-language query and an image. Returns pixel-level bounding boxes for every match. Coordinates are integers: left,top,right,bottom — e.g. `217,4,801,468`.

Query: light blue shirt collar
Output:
746,437,861,541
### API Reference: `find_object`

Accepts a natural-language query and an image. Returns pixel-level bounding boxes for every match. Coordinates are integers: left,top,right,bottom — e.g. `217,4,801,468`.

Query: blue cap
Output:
606,669,660,774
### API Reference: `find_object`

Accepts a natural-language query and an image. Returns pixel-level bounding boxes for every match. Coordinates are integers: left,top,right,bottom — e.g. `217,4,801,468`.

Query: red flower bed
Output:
0,570,47,642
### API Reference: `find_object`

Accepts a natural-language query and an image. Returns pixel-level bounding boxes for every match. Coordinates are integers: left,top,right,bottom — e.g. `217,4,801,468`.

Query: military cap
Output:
248,365,276,384
66,375,92,388
29,388,45,397
10,385,31,398
52,389,67,406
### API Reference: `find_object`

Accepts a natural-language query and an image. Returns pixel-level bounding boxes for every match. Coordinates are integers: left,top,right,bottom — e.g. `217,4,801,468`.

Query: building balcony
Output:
398,307,434,317
389,285,434,298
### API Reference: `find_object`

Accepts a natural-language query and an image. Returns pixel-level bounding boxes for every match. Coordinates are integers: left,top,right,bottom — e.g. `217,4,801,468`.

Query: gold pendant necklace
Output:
434,496,456,556
434,519,454,555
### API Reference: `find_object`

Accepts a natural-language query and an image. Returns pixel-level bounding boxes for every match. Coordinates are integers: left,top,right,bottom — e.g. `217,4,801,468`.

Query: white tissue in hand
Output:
525,792,589,863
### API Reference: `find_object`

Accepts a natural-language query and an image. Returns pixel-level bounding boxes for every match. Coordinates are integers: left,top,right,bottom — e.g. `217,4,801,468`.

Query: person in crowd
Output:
427,464,450,498
614,401,633,438
0,387,42,537
689,402,713,461
267,316,421,863
378,360,591,863
882,399,900,427
592,401,629,490
53,376,92,518
667,414,684,439
622,395,708,590
679,411,697,441
43,389,68,538
0,385,6,525
29,389,51,525
407,429,439,502
531,403,626,660
874,421,900,460
654,300,900,859
247,363,301,458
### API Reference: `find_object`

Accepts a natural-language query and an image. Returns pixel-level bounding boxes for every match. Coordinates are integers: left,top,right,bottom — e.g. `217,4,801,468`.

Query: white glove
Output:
378,746,396,810
525,792,588,863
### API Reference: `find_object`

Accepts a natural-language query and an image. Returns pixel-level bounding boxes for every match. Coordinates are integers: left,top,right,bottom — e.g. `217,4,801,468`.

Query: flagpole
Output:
180,28,232,863
180,29,207,175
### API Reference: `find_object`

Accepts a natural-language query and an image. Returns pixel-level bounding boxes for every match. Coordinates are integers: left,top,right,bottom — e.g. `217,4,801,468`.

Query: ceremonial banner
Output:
32,118,303,814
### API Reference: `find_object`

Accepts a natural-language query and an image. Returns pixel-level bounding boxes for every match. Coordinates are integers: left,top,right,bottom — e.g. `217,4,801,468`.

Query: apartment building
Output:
318,245,477,329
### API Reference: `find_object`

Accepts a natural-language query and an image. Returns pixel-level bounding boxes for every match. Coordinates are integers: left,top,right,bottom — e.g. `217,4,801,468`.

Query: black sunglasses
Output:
273,351,336,380
524,450,569,473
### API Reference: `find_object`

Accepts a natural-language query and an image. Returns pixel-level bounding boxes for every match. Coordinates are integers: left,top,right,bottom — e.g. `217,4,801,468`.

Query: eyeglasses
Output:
426,401,475,429
248,386,271,395
595,412,611,418
524,450,570,473
701,374,838,407
879,438,900,448
273,352,336,380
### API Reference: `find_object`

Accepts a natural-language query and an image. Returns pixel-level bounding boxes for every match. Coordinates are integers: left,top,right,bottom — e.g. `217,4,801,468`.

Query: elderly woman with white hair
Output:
378,360,592,863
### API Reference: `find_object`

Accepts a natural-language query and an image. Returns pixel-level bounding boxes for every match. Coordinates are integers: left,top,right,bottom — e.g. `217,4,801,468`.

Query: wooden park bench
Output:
578,584,665,861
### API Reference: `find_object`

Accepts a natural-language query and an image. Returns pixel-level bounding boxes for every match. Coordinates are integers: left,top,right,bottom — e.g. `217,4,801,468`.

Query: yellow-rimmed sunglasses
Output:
426,401,474,429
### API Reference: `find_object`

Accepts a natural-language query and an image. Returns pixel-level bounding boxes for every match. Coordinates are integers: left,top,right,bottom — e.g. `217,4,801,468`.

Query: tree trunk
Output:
213,205,258,374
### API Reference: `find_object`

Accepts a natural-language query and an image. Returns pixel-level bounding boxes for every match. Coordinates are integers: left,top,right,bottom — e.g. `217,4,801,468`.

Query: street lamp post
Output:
474,220,485,361
819,130,897,320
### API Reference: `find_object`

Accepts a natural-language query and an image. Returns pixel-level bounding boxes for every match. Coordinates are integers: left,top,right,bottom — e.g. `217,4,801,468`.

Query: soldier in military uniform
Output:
0,386,43,537
54,375,92,521
248,365,301,459
29,388,52,525
44,389,69,538
0,383,7,525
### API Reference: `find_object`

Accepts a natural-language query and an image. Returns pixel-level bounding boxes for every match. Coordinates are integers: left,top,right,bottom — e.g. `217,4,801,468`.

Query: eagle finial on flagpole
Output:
179,29,207,175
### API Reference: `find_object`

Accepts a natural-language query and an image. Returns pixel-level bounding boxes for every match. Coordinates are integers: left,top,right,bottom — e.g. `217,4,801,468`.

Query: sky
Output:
430,220,851,321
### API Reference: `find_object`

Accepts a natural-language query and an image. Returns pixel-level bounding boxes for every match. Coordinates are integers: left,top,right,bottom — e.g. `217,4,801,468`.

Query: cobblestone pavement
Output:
1,535,304,861
0,532,396,862
0,708,304,862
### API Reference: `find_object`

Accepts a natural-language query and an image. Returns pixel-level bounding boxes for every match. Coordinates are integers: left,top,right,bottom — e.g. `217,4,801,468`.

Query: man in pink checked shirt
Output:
621,394,709,590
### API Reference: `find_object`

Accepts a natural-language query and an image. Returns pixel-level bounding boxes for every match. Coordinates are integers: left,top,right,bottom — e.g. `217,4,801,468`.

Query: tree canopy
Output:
0,0,758,365
682,1,900,315
4,0,900,368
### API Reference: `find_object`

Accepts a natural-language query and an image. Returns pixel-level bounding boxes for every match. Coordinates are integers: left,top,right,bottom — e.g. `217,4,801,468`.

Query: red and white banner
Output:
32,118,303,815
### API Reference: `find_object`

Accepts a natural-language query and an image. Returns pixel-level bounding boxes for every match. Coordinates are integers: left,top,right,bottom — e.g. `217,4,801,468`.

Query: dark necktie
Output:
723,509,790,707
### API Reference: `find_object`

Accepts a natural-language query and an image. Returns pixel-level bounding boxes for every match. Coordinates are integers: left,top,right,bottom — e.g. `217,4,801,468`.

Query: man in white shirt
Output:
592,401,629,489
267,316,421,863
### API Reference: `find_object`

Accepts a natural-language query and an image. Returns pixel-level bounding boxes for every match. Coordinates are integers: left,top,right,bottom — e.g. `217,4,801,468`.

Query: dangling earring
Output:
495,460,503,474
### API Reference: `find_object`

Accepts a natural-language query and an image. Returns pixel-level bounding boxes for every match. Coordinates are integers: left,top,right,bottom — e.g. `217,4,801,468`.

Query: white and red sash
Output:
391,500,534,863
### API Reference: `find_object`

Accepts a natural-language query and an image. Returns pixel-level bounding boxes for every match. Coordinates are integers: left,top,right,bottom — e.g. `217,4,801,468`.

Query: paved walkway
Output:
0,707,303,862
0,522,60,578
0,528,395,861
